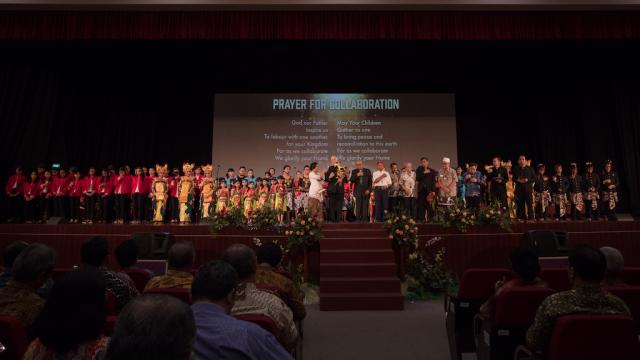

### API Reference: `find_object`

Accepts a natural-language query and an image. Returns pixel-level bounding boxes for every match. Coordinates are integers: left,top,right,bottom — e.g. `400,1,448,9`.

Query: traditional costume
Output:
199,165,216,220
568,163,585,221
534,164,551,221
582,162,600,220
600,160,619,220
177,163,195,223
550,170,569,220
151,164,169,223
215,178,229,214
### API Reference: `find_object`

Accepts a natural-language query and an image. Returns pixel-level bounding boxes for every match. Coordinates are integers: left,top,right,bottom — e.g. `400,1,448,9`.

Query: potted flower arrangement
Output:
478,201,512,232
437,199,475,233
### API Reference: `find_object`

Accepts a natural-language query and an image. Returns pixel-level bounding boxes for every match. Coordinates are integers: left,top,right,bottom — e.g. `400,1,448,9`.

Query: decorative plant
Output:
437,199,475,233
208,207,245,235
405,237,457,300
283,211,322,255
478,201,513,232
249,207,279,230
384,206,419,250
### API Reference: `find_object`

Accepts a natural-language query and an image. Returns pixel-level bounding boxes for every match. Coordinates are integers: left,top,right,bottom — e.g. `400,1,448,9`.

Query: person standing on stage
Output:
416,157,437,223
512,155,535,221
463,163,484,215
5,166,25,223
372,161,392,222
389,163,401,211
130,167,147,224
534,164,551,221
53,168,70,220
177,163,196,224
99,169,113,223
308,162,325,224
113,167,132,224
168,169,181,223
23,171,40,223
327,166,347,222
550,164,569,221
282,165,294,221
324,156,339,220
486,157,508,210
68,169,83,224
82,167,99,224
39,170,53,222
193,166,203,222
349,160,372,222
568,163,585,221
600,160,619,221
436,157,457,204
583,162,600,221
199,165,215,220
399,162,417,219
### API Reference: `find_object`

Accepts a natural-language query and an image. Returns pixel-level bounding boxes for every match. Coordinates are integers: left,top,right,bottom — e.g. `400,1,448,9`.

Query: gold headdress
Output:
182,163,194,173
155,164,168,174
202,164,213,173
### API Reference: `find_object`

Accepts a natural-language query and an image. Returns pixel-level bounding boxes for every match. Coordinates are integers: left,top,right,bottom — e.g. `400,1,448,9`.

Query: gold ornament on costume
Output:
202,164,213,173
156,163,168,175
182,163,194,173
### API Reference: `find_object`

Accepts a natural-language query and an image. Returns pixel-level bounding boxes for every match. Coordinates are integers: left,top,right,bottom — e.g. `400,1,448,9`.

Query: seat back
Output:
547,314,640,360
0,315,29,360
144,287,192,305
623,268,640,286
539,268,571,291
458,268,511,301
234,313,278,337
124,269,152,293
605,285,640,331
494,286,554,326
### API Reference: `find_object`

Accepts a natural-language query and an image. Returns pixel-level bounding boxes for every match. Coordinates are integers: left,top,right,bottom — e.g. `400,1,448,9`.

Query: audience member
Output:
526,245,631,352
223,244,299,349
191,260,293,360
24,268,109,359
600,246,627,287
106,294,195,360
144,241,194,291
0,243,54,330
114,239,143,290
81,236,138,308
0,240,29,288
255,242,306,320
479,246,548,320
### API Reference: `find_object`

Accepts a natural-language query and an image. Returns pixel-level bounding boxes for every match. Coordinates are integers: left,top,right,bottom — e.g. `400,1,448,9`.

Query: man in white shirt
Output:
437,157,457,203
399,162,417,218
308,162,325,224
372,161,392,222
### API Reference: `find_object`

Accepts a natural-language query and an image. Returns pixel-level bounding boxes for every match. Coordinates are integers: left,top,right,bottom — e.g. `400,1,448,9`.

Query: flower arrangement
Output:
405,237,457,300
478,201,512,232
384,206,418,249
208,207,245,235
283,211,322,255
437,199,475,233
249,207,279,230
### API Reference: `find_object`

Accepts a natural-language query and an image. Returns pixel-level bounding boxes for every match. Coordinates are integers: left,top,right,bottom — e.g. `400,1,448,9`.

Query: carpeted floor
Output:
302,299,477,360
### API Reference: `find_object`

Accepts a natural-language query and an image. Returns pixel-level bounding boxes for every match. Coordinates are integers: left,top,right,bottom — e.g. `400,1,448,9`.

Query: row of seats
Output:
446,268,640,360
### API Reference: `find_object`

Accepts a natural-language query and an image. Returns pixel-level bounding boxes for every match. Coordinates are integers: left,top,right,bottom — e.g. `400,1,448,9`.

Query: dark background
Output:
1,40,639,214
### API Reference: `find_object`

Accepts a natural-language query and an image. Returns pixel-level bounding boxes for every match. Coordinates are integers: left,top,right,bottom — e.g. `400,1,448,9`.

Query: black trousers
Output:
389,196,399,212
132,193,146,222
114,194,129,222
374,187,389,222
69,196,81,220
417,189,436,222
24,199,38,222
491,186,508,210
6,195,24,222
327,197,343,222
54,196,69,219
39,196,53,221
354,193,369,222
167,197,180,222
465,196,481,213
515,187,534,220
585,199,599,220
85,195,97,221
570,196,582,220
402,197,416,219
101,196,112,223
601,200,616,220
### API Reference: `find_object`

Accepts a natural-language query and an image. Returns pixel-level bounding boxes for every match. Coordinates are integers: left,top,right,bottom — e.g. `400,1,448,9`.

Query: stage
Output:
1,220,639,279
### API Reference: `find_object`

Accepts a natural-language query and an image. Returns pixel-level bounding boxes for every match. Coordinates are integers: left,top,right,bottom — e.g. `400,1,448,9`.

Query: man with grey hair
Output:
145,241,195,290
399,162,417,218
0,243,55,329
600,246,626,287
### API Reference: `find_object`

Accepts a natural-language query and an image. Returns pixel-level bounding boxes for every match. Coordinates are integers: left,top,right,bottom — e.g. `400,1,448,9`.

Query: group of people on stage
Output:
3,154,621,224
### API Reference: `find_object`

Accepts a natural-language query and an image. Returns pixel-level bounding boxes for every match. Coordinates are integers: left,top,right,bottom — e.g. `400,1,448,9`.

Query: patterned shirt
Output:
399,171,417,198
463,171,485,197
231,282,298,349
144,269,194,291
192,303,293,360
0,281,44,330
255,265,306,320
23,336,109,360
526,284,631,352
101,268,139,308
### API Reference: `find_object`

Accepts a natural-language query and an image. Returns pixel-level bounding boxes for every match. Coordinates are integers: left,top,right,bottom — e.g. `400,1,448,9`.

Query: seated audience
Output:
24,268,109,360
600,246,627,287
144,241,194,291
255,242,306,320
191,260,293,360
223,244,299,350
526,245,631,353
114,239,142,289
0,241,29,288
479,246,548,320
106,294,195,360
0,243,54,330
81,236,138,308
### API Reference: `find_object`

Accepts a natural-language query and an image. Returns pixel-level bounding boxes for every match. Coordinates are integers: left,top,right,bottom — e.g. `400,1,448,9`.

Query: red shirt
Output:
82,175,100,195
169,177,180,198
39,178,52,197
53,176,70,196
5,175,25,195
69,178,84,197
113,175,132,195
130,175,148,195
100,176,114,196
23,181,40,199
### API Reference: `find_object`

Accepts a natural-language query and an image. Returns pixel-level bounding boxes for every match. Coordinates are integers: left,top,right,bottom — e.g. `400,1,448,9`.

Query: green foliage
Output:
284,211,322,256
249,207,279,230
384,206,418,249
406,246,457,298
436,198,476,233
478,201,513,232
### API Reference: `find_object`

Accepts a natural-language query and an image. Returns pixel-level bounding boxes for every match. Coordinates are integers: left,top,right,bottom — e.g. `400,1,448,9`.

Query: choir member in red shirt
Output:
23,171,40,223
5,166,25,223
82,167,100,224
145,166,157,222
100,169,114,223
68,169,84,223
39,170,53,222
193,166,203,222
168,169,181,223
130,167,148,224
53,168,70,220
113,167,132,224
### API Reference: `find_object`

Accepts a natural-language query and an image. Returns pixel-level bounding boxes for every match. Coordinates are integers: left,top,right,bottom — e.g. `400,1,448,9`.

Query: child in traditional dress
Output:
215,178,229,214
199,165,215,220
274,176,287,223
243,181,257,219
368,191,375,224
230,179,242,210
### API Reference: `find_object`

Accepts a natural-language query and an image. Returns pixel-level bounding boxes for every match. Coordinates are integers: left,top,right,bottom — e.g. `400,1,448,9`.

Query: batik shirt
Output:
101,268,139,308
0,281,44,330
255,264,306,320
144,270,193,291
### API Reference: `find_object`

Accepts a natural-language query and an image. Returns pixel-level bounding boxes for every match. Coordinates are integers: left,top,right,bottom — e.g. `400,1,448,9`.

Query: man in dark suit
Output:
324,155,340,221
416,157,437,222
349,160,372,222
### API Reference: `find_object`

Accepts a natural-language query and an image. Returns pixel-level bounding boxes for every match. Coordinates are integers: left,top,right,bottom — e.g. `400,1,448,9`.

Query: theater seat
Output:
144,287,192,305
234,313,278,337
0,315,29,360
539,268,571,291
622,267,640,286
124,269,152,293
445,268,511,360
605,285,640,333
475,286,554,360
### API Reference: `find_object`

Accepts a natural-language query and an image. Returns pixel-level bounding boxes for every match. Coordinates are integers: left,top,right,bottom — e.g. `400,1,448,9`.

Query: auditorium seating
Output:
445,268,511,360
622,267,640,286
0,315,28,360
515,314,640,360
538,268,571,291
144,287,192,305
475,287,554,360
234,313,278,337
604,285,640,333
124,269,152,293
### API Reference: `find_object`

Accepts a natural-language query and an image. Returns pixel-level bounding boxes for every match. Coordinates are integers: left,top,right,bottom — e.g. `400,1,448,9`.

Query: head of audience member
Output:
441,157,451,171
376,161,385,171
568,245,607,287
11,243,55,289
586,162,594,174
168,242,195,273
106,295,195,360
191,260,239,313
115,239,139,270
570,163,578,176
222,244,256,283
492,157,501,168
600,246,625,285
32,268,106,354
554,164,563,176
256,243,283,269
604,160,613,172
80,236,109,268
2,241,29,271
510,246,541,283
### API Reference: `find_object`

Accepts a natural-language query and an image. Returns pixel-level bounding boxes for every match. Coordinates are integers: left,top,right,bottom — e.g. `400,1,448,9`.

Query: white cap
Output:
442,157,451,163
